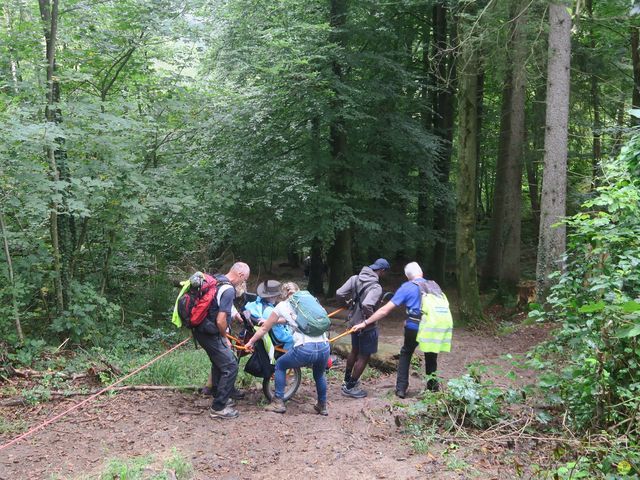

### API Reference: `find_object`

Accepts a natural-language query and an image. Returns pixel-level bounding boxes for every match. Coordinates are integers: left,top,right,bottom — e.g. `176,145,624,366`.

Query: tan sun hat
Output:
257,280,282,299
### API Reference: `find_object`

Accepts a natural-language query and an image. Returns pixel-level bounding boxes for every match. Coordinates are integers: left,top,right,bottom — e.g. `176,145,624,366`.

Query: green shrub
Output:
528,136,640,478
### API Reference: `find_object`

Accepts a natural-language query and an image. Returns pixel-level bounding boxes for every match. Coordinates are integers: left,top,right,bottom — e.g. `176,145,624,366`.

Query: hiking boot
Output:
341,383,367,398
225,398,235,408
314,402,328,416
209,405,239,419
395,389,407,399
230,389,246,400
265,398,286,414
199,386,216,396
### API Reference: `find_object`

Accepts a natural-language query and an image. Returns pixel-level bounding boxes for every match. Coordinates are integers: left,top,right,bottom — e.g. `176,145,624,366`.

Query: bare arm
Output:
352,300,397,331
245,310,280,349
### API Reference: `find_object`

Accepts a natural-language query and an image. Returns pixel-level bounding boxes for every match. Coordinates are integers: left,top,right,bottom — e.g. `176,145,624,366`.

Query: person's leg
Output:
209,337,239,412
311,342,330,405
343,330,376,398
396,327,418,397
193,332,238,417
267,345,305,413
345,328,377,390
350,354,371,383
344,333,359,386
273,348,302,399
424,352,439,392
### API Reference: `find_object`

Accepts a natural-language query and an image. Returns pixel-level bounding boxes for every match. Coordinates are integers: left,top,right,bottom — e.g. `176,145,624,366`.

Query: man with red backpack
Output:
191,262,250,419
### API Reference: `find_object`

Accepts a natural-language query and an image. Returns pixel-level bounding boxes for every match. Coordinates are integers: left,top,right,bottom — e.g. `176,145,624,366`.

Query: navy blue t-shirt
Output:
390,278,427,331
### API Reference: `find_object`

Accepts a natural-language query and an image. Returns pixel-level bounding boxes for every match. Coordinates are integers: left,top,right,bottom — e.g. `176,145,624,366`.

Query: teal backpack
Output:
289,291,331,337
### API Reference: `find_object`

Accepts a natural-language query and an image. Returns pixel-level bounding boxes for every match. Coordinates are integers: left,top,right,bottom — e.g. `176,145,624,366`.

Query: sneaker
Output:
314,402,328,416
264,398,286,414
395,389,407,399
341,384,367,398
209,405,239,419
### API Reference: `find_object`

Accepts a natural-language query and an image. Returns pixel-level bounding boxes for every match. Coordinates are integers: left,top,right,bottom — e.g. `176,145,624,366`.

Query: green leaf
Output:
578,302,606,313
621,301,640,313
615,324,640,339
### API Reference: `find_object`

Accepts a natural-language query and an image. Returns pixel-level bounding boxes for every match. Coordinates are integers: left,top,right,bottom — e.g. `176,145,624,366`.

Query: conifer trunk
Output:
536,3,571,300
430,2,456,284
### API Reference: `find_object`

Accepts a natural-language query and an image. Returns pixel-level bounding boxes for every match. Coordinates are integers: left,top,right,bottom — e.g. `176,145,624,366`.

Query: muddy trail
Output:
0,316,551,480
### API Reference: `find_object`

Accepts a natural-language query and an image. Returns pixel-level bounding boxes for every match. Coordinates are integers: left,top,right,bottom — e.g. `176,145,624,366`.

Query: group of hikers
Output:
177,258,453,419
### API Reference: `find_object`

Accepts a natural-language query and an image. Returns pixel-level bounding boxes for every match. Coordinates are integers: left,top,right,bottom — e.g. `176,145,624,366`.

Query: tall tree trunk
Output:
587,0,601,186
456,10,484,323
307,117,324,296
416,14,432,265
499,2,527,290
308,237,324,295
430,2,457,285
476,68,485,219
0,212,24,343
3,5,22,93
536,3,571,301
482,71,512,287
39,0,66,313
525,83,545,239
632,26,640,126
327,0,352,296
611,89,626,156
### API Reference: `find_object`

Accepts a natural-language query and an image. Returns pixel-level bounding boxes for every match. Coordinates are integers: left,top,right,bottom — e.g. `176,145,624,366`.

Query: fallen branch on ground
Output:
0,385,201,407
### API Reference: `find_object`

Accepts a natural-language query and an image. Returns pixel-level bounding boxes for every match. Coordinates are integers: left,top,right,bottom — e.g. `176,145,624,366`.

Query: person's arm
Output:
217,287,235,345
352,300,397,331
245,310,280,350
215,311,231,346
335,276,354,304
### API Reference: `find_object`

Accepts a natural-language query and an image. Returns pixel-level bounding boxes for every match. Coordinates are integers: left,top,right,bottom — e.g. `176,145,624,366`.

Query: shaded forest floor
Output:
0,312,553,480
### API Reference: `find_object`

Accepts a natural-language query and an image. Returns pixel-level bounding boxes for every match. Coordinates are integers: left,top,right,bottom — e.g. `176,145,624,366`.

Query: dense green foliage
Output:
529,136,640,476
1,0,640,474
535,138,640,432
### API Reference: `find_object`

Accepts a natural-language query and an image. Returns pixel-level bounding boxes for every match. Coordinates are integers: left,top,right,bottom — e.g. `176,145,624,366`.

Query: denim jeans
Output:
396,327,438,393
275,341,330,403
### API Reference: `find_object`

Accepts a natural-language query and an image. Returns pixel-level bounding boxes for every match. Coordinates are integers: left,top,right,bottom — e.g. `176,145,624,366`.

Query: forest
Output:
1,0,640,478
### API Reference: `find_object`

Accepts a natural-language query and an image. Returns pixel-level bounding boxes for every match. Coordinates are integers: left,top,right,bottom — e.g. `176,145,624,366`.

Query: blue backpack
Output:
289,291,331,337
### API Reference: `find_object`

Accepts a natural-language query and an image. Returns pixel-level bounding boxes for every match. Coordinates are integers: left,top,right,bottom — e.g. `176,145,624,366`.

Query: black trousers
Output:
396,326,439,394
193,330,238,411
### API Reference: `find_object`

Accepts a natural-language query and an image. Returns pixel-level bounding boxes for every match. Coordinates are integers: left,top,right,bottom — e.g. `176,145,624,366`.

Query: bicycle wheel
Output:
262,367,302,402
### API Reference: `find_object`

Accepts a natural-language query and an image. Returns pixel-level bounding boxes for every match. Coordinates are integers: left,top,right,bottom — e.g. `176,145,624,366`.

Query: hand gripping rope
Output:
0,307,349,452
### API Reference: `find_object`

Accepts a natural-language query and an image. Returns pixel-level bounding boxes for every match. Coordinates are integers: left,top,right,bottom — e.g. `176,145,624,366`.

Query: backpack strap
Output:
353,278,374,311
407,280,426,321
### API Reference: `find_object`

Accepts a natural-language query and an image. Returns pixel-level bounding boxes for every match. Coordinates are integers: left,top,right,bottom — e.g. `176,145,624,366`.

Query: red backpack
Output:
177,273,227,329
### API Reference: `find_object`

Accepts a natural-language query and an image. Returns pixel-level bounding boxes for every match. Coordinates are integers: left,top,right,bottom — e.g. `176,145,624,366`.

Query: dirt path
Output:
0,318,551,479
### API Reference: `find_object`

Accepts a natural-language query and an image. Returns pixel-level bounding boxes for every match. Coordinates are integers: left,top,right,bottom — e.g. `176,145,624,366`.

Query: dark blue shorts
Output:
351,328,379,355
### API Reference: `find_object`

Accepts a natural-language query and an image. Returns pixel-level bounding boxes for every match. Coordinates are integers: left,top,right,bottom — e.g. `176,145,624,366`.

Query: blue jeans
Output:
275,341,330,403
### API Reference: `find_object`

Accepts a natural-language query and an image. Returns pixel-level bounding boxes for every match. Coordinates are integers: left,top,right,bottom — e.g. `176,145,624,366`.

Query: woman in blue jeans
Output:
245,282,330,415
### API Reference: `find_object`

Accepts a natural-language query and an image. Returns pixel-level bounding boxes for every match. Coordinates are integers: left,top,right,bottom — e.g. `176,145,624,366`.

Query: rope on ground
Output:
0,336,191,452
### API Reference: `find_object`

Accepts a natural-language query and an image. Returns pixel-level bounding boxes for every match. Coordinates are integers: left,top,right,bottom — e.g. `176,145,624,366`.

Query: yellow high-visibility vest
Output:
417,292,453,353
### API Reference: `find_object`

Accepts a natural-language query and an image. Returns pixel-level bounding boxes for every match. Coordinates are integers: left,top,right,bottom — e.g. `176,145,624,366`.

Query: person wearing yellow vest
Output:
352,262,452,398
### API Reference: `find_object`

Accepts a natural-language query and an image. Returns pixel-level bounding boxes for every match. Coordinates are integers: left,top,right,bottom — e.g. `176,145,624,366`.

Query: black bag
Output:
244,341,274,379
